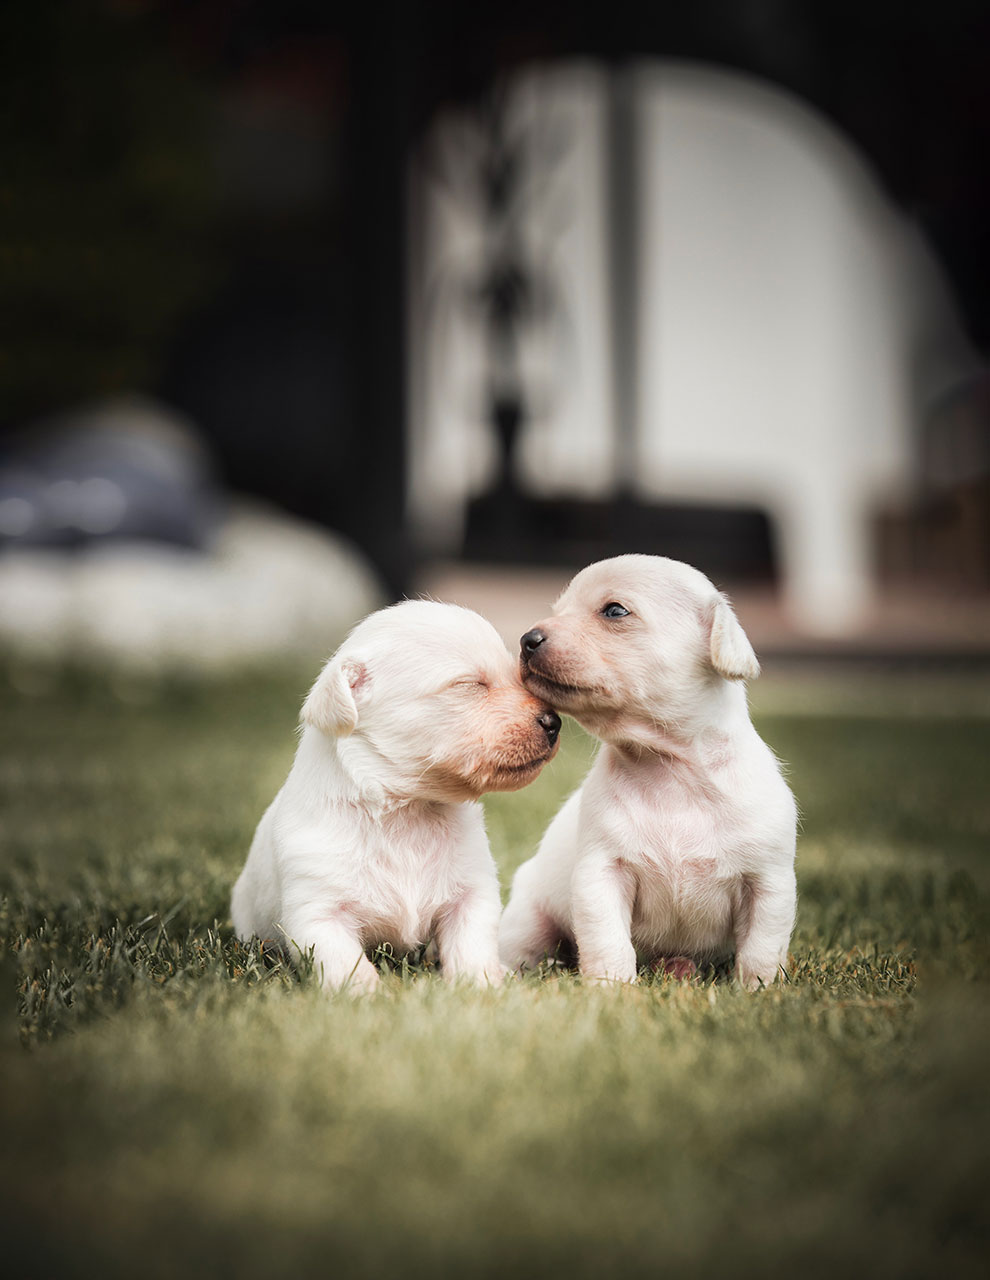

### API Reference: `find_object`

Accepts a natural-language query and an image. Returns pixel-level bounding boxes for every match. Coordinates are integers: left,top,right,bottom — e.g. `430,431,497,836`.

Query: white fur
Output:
232,600,559,992
499,555,797,988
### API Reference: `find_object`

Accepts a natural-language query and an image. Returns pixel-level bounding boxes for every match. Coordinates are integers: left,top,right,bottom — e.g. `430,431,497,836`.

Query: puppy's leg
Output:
572,854,638,983
734,868,796,989
435,889,506,985
500,790,581,971
499,877,566,972
282,914,380,993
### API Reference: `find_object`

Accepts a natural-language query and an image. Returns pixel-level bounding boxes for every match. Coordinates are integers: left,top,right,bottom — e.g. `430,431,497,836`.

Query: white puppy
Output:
499,555,797,988
232,600,561,991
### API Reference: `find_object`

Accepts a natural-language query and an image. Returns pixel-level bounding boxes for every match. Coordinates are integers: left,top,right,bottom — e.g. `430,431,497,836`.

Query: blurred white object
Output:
410,61,983,636
0,502,383,673
634,63,980,633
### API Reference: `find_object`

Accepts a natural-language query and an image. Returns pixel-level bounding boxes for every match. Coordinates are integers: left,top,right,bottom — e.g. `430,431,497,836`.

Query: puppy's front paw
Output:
735,957,783,990
324,955,381,995
579,947,638,985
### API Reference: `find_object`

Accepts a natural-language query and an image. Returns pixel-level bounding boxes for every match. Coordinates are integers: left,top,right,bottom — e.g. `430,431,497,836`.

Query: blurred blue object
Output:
0,397,221,551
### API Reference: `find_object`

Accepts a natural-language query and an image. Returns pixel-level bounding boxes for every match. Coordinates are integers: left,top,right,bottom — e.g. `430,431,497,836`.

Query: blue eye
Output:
601,602,629,619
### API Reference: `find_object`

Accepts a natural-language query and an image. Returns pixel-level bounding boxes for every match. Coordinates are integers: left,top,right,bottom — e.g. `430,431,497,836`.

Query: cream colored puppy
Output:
232,600,561,991
499,555,796,988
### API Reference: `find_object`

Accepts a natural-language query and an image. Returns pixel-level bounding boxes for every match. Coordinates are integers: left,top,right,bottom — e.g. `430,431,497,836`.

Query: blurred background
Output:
1,0,988,676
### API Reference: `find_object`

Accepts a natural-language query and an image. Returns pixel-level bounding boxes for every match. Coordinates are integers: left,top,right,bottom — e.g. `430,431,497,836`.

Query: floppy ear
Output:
300,655,368,736
708,595,760,681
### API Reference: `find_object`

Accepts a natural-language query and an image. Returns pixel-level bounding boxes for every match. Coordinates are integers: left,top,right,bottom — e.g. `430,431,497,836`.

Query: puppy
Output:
232,600,561,991
498,555,797,988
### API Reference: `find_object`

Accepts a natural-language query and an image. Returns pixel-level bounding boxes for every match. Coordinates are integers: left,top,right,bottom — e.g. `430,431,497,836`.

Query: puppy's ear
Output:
708,595,760,681
300,655,368,736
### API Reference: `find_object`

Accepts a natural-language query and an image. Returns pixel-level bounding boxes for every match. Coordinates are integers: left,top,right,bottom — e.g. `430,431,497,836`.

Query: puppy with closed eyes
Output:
499,555,797,988
232,600,561,992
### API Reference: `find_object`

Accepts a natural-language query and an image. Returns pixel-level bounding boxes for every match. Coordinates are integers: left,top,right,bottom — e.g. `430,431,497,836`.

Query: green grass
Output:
1,667,988,1279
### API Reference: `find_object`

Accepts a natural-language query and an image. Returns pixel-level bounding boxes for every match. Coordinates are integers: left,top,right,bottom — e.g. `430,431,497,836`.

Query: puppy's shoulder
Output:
452,798,494,847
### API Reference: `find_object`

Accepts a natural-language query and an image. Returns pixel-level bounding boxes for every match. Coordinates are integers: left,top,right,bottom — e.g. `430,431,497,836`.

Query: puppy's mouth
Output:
522,666,593,701
497,753,552,775
480,752,554,794
486,733,560,785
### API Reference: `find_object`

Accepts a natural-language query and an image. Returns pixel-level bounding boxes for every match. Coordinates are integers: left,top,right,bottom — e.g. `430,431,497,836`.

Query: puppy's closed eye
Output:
448,677,490,694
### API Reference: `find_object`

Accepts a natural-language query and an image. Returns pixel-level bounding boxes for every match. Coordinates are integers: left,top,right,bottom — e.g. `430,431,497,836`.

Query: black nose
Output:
538,709,561,745
521,628,547,656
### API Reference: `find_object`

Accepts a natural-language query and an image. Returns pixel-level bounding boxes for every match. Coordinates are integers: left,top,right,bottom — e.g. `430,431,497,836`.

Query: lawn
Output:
1,664,988,1278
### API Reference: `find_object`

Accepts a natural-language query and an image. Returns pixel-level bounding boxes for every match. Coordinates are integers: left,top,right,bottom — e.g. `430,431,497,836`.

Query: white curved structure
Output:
409,61,980,634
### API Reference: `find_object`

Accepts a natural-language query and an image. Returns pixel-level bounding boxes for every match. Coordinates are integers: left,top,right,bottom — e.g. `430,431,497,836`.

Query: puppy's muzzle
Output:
521,628,552,682
521,628,564,691
537,708,561,747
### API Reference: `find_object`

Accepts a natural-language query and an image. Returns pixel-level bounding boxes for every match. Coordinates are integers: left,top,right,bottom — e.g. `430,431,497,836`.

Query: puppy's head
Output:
519,555,759,741
302,600,560,803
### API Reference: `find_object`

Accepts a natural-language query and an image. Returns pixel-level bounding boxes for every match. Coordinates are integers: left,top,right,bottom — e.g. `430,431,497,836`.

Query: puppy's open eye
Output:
601,602,630,619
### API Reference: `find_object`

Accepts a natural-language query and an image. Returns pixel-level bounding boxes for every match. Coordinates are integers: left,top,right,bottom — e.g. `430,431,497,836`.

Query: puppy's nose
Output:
521,628,547,656
537,709,561,745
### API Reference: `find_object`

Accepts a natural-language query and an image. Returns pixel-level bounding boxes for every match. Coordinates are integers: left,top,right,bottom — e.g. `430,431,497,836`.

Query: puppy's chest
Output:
610,767,740,860
357,827,462,947
603,772,745,951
